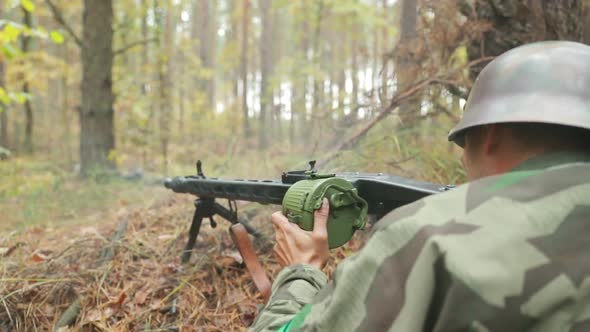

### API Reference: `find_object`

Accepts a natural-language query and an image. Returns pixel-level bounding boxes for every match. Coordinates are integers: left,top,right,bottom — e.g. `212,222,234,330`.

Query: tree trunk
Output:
209,0,217,109
157,0,174,174
240,0,251,138
337,39,346,116
227,0,240,112
289,81,296,145
311,0,324,148
326,27,336,115
178,52,185,139
0,66,6,149
583,3,590,44
80,0,115,175
61,44,72,164
395,0,420,128
258,0,272,149
270,4,282,141
465,0,585,78
380,0,389,101
22,6,34,153
141,0,149,96
372,21,379,106
192,0,216,109
0,4,7,149
351,33,359,116
141,0,151,169
299,3,311,144
290,2,310,145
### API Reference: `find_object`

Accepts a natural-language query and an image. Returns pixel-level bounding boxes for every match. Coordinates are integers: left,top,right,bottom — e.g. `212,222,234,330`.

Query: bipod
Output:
181,197,261,263
180,161,271,301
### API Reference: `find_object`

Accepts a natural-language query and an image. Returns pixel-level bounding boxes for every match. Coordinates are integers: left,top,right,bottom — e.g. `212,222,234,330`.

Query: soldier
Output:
249,41,590,332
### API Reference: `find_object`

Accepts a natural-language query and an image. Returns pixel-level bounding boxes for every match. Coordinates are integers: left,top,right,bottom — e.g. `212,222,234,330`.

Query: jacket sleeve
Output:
248,264,328,332
249,205,443,332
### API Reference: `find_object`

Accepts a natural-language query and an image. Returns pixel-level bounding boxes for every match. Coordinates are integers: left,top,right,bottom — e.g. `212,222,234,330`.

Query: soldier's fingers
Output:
271,211,292,233
273,244,287,266
312,198,330,239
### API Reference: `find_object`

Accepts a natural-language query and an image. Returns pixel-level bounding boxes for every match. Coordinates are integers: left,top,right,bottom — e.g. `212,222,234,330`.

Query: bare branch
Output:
44,0,83,48
317,56,495,167
113,37,158,56
444,83,469,100
433,100,460,122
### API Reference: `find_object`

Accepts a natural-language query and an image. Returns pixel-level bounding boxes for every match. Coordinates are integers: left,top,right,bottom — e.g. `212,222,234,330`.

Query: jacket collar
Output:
512,151,590,172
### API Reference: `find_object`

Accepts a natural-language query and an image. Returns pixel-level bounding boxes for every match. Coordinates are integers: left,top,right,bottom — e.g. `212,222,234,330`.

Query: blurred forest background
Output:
1,0,590,227
2,1,590,331
0,0,589,225
1,0,589,173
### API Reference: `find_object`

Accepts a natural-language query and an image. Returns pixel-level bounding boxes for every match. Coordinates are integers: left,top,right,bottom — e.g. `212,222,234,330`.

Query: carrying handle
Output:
229,223,272,302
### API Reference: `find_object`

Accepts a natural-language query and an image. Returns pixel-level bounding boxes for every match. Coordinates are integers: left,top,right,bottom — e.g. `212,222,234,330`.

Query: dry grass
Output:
0,192,364,332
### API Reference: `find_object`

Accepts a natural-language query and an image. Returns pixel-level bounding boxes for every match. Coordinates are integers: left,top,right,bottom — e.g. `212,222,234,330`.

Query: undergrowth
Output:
1,117,465,233
0,158,165,232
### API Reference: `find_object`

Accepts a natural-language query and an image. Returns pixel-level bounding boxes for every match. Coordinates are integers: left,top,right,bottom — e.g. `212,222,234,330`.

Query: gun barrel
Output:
163,178,174,189
164,176,290,205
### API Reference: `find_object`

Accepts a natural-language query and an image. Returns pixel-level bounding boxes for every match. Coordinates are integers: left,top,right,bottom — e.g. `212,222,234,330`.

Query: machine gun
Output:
164,160,452,300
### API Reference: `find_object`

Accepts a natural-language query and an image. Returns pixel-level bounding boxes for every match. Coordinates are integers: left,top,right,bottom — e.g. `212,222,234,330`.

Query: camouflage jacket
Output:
249,152,590,332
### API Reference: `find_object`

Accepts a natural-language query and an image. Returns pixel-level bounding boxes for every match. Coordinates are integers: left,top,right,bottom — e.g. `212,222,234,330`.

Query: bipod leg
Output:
181,200,207,263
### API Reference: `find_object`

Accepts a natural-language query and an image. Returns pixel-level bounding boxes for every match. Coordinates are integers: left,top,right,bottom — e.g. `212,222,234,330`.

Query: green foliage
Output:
449,45,468,68
0,22,22,43
0,87,32,112
0,3,65,116
49,30,64,44
0,22,24,59
20,0,35,12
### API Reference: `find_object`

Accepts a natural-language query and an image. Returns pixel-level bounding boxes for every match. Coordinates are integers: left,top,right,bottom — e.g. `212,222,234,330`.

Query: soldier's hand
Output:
271,198,330,269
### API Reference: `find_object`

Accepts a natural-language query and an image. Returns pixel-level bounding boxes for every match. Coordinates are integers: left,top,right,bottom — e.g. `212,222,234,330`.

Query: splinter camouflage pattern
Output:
249,152,590,331
448,41,590,146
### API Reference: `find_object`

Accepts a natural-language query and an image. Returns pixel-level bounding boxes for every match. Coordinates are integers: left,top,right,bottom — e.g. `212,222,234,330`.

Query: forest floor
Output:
0,158,364,331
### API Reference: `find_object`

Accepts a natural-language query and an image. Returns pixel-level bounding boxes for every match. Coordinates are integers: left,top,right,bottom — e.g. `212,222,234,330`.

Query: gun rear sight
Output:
196,160,205,177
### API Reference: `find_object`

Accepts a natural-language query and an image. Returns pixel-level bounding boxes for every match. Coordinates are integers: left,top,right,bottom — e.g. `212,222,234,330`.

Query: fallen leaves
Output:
158,234,176,240
113,291,127,306
0,242,24,257
218,250,244,266
0,194,266,331
0,194,362,331
134,289,149,305
86,307,115,323
31,249,51,262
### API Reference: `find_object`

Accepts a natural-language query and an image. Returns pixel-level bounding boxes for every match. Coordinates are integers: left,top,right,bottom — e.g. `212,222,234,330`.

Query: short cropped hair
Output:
504,123,590,152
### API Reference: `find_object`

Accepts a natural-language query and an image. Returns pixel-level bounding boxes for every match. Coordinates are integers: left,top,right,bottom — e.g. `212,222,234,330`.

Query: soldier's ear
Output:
480,124,502,156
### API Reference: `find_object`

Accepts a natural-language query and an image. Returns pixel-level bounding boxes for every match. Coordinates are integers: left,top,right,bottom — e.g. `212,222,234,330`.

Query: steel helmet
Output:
448,41,590,146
